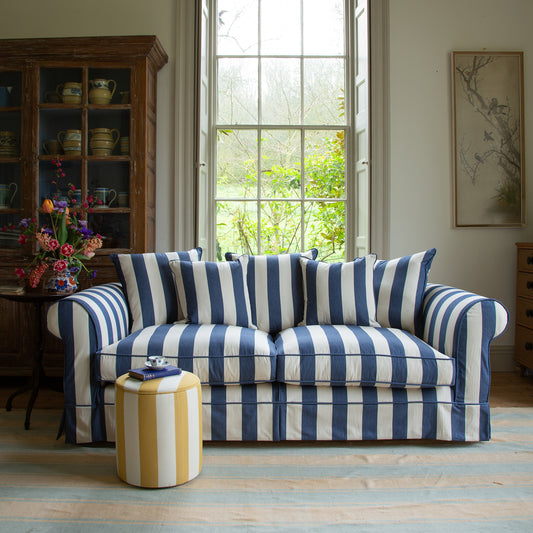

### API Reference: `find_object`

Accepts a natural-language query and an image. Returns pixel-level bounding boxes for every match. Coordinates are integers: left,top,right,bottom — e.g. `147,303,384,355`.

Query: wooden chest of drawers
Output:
515,243,533,371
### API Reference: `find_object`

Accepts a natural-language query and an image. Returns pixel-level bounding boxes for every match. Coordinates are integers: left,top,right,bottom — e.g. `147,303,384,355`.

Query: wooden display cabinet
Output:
0,36,168,376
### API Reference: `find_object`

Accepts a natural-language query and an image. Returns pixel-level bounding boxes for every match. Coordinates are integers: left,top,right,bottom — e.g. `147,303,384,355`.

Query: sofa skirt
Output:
63,381,489,444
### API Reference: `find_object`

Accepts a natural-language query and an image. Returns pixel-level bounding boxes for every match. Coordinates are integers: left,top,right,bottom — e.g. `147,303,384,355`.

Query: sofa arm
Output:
47,282,130,350
421,283,508,404
46,282,129,442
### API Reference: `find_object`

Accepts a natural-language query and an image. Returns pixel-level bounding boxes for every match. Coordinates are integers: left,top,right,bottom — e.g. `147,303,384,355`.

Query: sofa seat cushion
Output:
275,325,454,388
97,323,276,386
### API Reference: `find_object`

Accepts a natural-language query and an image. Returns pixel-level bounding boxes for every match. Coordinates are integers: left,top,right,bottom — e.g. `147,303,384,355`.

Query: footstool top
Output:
116,370,200,395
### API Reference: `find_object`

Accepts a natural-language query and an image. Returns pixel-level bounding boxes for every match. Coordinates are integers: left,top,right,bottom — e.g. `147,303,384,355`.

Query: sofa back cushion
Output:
225,249,318,334
299,255,379,326
373,248,436,335
110,249,202,333
170,256,255,329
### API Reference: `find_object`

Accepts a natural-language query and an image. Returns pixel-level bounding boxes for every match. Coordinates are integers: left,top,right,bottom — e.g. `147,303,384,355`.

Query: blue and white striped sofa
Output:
47,249,508,444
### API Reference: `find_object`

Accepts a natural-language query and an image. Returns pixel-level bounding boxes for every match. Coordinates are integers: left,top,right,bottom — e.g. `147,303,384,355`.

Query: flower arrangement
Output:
2,159,103,289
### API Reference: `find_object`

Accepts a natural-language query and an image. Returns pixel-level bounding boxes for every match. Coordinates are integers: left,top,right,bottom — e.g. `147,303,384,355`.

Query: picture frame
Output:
452,51,525,227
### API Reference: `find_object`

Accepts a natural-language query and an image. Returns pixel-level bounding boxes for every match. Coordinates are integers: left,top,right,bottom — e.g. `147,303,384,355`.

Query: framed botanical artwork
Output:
452,51,525,227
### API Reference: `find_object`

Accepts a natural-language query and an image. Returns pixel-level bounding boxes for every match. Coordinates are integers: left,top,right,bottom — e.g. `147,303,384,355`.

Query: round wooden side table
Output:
1,290,69,429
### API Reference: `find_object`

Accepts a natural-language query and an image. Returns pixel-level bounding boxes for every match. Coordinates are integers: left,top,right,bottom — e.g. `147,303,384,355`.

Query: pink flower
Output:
60,243,74,257
53,260,68,272
15,268,25,279
48,238,60,251
18,234,27,245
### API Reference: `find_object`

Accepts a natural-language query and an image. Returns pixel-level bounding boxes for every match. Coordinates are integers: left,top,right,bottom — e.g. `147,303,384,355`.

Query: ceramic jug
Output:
89,128,120,156
0,131,19,156
93,187,117,208
89,79,116,105
57,129,82,155
0,182,17,208
56,82,82,104
42,139,61,155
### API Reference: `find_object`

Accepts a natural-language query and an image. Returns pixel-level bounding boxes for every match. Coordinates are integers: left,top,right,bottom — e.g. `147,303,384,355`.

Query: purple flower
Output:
79,226,94,238
54,200,68,213
43,227,54,235
19,218,32,228
89,270,98,280
68,266,80,274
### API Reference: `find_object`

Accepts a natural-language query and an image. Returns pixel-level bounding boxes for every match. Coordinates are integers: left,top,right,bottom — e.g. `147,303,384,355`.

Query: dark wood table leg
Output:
4,301,45,430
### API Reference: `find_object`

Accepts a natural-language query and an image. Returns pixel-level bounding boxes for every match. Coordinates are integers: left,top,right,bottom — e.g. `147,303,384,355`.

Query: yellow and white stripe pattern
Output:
115,371,202,488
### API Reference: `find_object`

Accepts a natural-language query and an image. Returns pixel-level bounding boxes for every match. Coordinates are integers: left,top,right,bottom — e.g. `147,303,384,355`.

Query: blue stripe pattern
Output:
226,250,318,334
300,255,378,326
374,248,436,335
46,276,508,444
275,325,455,387
111,249,202,332
170,256,255,328
97,323,276,385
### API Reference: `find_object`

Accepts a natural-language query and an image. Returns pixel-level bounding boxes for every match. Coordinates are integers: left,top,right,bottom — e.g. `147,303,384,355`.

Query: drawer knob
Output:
527,310,533,318
527,256,533,265
527,281,533,290
525,342,533,351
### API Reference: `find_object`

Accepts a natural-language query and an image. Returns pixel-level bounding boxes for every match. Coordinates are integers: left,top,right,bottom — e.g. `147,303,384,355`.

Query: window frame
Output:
196,0,373,260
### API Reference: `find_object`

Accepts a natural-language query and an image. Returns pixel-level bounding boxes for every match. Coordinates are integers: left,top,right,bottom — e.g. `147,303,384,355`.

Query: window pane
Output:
304,130,345,199
217,0,258,55
217,129,258,199
304,58,345,125
260,0,301,55
260,201,302,254
217,58,258,124
304,200,345,261
304,0,344,56
261,130,301,198
216,200,258,258
261,58,300,124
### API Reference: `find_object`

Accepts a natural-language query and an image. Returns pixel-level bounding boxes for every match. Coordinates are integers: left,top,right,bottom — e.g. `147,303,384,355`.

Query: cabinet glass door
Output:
37,65,133,252
0,69,22,249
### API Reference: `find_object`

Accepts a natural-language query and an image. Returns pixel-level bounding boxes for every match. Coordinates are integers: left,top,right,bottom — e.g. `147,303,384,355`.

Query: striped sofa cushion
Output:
170,256,255,329
97,323,276,386
374,248,436,335
225,249,318,334
275,324,454,388
300,255,379,326
111,249,202,333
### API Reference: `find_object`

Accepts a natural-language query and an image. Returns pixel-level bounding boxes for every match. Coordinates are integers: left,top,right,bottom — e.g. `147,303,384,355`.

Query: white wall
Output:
0,0,177,249
388,0,533,363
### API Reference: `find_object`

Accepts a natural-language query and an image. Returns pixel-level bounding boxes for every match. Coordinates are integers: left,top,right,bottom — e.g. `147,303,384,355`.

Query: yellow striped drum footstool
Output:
115,371,202,488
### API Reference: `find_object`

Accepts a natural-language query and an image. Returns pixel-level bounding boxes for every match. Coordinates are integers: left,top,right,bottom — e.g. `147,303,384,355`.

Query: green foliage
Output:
216,133,346,260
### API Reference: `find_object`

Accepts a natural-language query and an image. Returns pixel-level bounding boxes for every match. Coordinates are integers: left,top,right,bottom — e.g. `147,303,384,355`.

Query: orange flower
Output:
42,199,54,213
